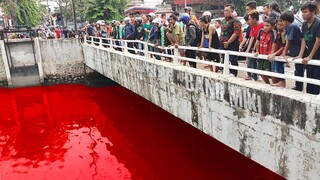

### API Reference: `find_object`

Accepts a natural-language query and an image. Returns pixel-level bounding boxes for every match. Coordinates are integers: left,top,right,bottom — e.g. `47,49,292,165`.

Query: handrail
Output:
83,36,320,93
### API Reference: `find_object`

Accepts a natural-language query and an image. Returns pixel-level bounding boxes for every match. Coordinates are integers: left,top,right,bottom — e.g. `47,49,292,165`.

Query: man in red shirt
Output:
245,10,264,80
54,27,61,39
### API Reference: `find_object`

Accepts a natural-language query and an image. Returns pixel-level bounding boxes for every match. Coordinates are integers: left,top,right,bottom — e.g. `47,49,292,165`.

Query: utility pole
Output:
72,0,77,33
184,0,186,7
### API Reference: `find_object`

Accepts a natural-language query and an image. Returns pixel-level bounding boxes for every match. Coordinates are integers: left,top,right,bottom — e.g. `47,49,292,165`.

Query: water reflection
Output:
0,85,131,179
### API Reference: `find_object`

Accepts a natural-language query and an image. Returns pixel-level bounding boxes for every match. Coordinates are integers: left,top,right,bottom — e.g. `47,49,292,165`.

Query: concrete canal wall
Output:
0,38,92,87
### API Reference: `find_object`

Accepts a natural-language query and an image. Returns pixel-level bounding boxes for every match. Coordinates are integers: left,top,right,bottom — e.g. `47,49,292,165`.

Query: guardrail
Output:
84,36,320,95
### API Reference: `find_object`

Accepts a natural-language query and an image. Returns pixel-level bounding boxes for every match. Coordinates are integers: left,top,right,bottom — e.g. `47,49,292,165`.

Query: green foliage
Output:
18,0,43,26
86,0,127,22
3,0,43,27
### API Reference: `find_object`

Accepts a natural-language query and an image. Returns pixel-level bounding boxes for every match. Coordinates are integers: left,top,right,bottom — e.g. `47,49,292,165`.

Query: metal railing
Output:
84,36,320,95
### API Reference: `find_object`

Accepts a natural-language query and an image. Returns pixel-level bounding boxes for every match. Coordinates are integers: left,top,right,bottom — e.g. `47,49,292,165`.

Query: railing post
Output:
223,51,230,75
123,40,128,54
144,41,149,58
99,38,103,47
173,47,179,64
83,35,87,44
91,36,94,45
110,39,114,50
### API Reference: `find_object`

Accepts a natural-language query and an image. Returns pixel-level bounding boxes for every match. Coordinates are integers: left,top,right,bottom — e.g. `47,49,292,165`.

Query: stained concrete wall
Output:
0,43,8,86
83,44,320,180
39,39,87,83
6,40,36,67
0,38,89,86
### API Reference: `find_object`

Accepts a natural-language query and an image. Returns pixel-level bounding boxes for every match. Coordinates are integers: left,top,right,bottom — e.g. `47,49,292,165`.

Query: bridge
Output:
0,37,319,179
82,37,320,179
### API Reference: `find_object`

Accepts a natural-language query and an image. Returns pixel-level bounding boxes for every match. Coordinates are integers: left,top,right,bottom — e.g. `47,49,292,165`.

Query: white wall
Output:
83,44,320,180
39,39,84,77
144,0,163,5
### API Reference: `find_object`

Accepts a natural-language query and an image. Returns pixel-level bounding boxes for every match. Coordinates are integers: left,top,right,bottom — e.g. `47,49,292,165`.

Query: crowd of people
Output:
36,26,81,39
84,1,320,95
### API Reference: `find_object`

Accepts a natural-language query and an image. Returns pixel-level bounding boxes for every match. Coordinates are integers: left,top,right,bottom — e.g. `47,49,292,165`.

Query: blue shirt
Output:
124,24,135,40
285,23,302,57
149,25,160,41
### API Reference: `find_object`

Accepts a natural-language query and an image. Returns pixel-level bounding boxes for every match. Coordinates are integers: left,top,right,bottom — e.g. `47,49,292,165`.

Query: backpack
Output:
257,29,276,54
187,23,202,46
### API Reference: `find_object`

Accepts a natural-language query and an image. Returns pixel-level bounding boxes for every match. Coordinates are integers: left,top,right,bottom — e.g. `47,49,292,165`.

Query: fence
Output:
84,36,320,96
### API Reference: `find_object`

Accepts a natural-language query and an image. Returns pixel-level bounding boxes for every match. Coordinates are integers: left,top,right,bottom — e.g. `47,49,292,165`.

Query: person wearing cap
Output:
185,6,199,25
179,13,197,68
124,17,136,54
149,18,162,60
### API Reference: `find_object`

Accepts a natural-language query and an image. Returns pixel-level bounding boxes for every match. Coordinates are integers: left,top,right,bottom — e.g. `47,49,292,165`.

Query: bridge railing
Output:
84,36,320,95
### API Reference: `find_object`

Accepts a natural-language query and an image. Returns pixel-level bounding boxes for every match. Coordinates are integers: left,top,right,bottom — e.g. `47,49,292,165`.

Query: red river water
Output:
0,84,285,180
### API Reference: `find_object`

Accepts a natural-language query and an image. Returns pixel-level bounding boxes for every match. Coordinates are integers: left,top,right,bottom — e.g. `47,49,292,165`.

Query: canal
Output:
0,84,284,179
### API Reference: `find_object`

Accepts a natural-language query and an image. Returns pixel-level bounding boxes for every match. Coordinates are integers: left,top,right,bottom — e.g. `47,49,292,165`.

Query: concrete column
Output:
0,40,12,85
34,38,45,83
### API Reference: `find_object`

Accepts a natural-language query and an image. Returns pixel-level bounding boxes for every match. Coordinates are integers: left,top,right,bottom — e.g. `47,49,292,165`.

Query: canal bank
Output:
0,38,96,87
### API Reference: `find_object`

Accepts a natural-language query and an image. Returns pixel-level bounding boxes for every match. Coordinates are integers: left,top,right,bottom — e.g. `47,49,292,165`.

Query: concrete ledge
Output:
83,44,320,179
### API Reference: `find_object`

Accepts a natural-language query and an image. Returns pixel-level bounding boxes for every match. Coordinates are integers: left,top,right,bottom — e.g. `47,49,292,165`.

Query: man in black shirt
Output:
62,27,69,38
298,2,320,94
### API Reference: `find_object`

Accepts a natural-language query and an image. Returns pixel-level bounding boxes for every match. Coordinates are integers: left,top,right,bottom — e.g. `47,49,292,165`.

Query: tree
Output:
86,0,127,22
2,0,43,27
75,0,90,23
55,0,72,20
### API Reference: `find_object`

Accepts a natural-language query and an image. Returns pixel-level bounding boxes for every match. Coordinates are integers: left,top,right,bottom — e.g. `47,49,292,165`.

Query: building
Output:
126,0,172,16
166,0,225,18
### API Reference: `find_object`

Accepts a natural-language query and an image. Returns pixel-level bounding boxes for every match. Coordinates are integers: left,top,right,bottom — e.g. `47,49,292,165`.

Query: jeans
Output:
138,42,144,56
306,65,320,95
127,42,135,54
185,50,197,68
150,39,161,60
294,63,305,91
221,46,239,77
247,57,258,80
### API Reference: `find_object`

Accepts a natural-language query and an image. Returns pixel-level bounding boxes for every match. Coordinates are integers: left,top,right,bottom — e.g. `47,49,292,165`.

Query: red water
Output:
0,84,285,180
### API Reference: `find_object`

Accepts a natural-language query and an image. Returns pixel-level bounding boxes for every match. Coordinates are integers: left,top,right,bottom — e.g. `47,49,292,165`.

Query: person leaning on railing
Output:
296,2,320,95
279,11,304,92
179,13,197,68
253,18,276,84
199,16,220,72
267,19,287,88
